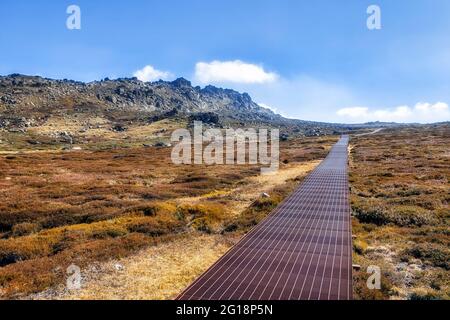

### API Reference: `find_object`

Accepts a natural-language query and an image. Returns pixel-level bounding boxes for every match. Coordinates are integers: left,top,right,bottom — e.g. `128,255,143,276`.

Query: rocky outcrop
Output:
189,112,220,125
0,74,281,125
0,74,373,136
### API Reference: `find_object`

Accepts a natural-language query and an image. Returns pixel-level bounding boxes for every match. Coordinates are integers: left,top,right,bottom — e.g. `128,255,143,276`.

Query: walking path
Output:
177,136,353,300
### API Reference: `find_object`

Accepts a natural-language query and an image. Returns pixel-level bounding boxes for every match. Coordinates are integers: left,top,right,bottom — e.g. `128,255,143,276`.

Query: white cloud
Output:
195,60,278,84
337,107,370,118
133,65,173,82
337,102,450,123
257,102,294,118
237,75,360,122
257,103,277,113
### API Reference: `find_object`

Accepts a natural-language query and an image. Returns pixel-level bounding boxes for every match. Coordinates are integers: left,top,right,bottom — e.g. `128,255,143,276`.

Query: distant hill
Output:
0,74,402,140
0,74,420,148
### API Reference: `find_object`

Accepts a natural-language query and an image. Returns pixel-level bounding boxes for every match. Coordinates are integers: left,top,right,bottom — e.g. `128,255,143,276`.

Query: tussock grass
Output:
350,125,449,300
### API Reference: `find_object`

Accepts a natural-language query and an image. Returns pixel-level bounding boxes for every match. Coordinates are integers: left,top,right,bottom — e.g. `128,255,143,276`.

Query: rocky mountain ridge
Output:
0,74,285,128
0,74,384,146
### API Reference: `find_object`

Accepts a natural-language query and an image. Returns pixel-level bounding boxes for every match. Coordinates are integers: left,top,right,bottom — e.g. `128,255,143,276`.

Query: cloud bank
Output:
195,60,278,84
237,75,360,122
133,65,173,82
337,102,449,123
130,62,449,124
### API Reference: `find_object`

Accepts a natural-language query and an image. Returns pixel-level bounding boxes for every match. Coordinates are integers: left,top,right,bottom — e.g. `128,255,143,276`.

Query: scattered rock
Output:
0,95,16,104
154,142,171,148
53,131,74,144
396,262,408,271
189,112,220,125
114,263,124,271
105,95,117,104
26,139,41,145
111,124,127,132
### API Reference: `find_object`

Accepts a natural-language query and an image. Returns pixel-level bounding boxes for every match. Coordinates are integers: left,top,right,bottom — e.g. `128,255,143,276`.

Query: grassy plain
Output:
350,125,449,300
2,122,447,300
0,126,337,299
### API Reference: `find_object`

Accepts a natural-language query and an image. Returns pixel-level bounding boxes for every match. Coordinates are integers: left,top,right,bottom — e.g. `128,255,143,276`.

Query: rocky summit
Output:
0,74,283,126
0,74,363,149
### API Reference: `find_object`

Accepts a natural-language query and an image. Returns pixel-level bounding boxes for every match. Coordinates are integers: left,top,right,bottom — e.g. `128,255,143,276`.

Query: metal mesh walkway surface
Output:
177,136,352,300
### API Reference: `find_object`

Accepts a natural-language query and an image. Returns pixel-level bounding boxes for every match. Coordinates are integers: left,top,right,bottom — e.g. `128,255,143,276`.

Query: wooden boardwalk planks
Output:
177,136,353,300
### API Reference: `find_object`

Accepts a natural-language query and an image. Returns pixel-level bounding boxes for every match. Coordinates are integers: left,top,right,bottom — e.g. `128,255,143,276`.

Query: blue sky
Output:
0,0,449,123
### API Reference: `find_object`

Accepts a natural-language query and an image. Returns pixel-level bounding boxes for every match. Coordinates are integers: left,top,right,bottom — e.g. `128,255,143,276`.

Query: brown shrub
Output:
0,233,152,297
11,223,41,237
400,244,450,270
352,198,437,227
224,192,286,233
177,203,228,233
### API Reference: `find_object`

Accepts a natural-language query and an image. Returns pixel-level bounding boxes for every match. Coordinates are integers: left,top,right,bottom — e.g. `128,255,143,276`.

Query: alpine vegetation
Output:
171,121,279,174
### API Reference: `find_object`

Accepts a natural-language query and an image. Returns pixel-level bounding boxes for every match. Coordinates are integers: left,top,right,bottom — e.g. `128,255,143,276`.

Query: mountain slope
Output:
0,74,371,151
0,74,285,127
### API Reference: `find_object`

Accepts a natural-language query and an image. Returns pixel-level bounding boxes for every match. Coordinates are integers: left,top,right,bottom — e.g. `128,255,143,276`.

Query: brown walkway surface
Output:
177,136,353,300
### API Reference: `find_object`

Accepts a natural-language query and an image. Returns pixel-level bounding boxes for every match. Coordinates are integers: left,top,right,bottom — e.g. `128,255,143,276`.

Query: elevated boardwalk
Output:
177,136,352,300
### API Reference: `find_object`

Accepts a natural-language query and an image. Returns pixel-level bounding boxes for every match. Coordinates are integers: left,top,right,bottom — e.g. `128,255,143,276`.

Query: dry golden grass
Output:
30,234,234,300
0,117,184,152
